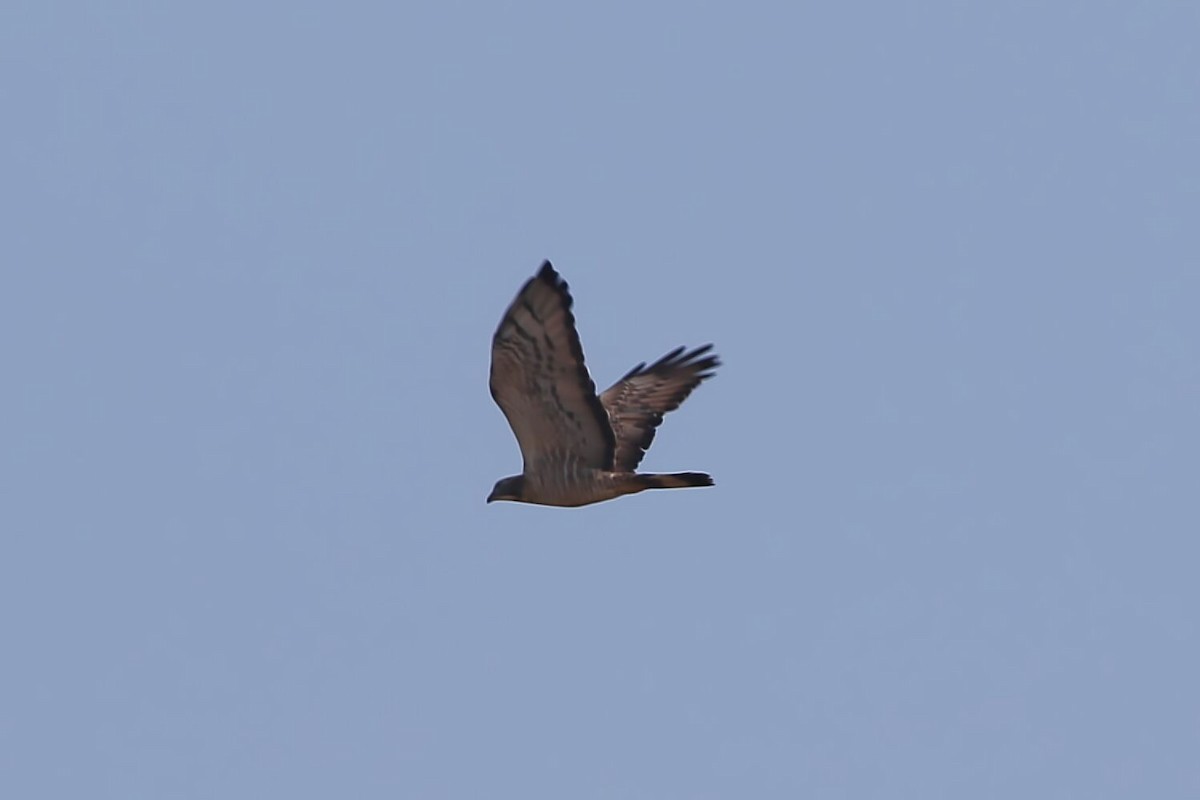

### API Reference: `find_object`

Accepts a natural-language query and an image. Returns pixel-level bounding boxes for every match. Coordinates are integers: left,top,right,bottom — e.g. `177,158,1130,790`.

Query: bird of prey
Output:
488,261,719,507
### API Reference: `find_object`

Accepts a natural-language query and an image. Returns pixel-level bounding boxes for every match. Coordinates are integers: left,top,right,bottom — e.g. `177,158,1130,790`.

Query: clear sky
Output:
3,2,1198,798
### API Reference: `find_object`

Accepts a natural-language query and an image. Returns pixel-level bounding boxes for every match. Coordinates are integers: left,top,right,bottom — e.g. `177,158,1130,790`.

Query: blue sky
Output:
3,2,1198,797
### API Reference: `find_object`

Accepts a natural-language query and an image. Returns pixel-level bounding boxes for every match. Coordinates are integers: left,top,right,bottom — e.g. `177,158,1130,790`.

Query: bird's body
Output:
488,261,718,507
497,458,708,508
511,458,634,508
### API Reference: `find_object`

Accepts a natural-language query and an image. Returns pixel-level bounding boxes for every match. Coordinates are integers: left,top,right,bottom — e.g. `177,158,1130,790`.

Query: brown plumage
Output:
488,261,719,507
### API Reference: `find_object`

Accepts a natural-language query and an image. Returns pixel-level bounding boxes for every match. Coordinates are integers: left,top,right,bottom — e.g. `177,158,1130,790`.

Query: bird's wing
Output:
600,344,719,472
490,262,616,470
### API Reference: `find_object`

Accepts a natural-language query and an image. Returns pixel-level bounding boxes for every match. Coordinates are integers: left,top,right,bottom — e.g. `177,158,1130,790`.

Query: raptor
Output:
488,261,719,507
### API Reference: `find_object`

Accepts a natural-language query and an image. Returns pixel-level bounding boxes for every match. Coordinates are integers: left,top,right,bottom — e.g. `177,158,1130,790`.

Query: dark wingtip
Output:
685,344,721,379
627,344,721,382
535,260,571,300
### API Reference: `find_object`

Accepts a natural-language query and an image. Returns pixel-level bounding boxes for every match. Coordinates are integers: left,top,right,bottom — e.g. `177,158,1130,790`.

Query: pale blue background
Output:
3,2,1197,797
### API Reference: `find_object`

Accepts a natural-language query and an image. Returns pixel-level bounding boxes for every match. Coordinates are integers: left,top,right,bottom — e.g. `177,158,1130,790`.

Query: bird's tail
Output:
638,472,714,490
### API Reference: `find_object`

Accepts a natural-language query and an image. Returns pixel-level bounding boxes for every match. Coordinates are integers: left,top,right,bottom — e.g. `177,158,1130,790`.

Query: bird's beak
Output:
486,491,496,504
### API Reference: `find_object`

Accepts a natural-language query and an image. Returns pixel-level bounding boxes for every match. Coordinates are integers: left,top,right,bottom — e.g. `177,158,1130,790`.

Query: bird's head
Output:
487,475,525,504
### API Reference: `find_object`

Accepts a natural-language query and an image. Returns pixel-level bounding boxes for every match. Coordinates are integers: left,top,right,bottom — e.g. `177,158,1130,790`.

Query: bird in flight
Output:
488,261,719,507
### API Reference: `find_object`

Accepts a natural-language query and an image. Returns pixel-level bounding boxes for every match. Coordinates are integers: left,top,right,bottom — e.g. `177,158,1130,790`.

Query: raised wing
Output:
490,262,616,470
600,344,719,472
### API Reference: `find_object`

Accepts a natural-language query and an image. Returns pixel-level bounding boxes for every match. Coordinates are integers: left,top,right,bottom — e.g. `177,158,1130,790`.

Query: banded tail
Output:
638,472,714,490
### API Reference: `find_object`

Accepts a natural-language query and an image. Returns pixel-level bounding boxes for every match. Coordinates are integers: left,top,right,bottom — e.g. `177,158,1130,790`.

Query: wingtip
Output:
640,343,721,377
690,343,721,375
